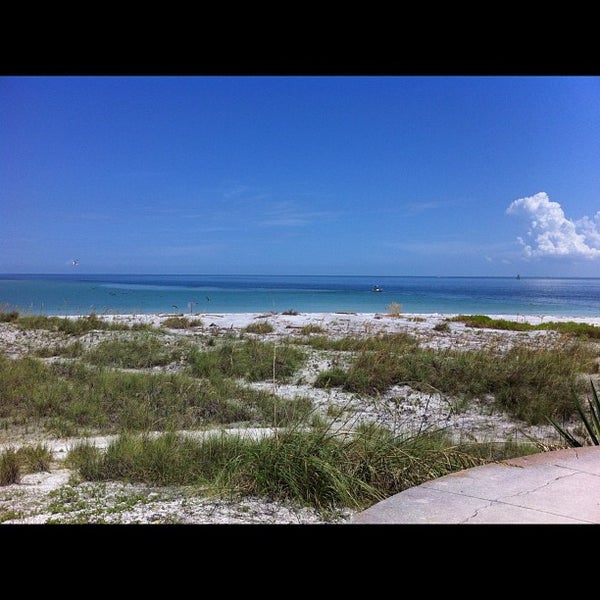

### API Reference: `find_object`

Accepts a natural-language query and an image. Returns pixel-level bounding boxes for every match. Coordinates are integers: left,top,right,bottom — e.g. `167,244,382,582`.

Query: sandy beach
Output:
1,310,599,524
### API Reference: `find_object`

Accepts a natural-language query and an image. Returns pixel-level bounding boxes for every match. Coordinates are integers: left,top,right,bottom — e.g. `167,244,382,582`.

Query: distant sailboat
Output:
516,274,521,280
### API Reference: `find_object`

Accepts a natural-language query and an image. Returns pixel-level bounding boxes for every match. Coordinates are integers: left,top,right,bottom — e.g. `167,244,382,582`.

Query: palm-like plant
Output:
548,380,600,447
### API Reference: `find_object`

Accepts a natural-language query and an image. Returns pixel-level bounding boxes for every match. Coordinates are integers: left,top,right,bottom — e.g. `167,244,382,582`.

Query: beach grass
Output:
242,321,275,334
1,310,598,514
187,338,306,382
66,423,500,510
13,312,153,334
449,314,600,339
0,353,312,435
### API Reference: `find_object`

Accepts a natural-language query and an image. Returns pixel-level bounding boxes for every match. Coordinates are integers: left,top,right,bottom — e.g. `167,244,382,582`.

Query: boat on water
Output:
372,285,383,292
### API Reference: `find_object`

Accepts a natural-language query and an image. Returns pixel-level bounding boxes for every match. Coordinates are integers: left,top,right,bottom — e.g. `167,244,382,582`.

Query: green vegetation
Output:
450,314,600,339
0,448,20,485
84,334,182,368
299,324,327,335
0,443,51,487
314,336,596,424
548,380,600,446
161,316,203,329
187,338,306,382
14,312,152,334
67,424,492,510
33,340,86,358
16,444,53,473
301,332,419,353
2,311,599,515
44,482,154,523
243,321,275,334
0,353,311,434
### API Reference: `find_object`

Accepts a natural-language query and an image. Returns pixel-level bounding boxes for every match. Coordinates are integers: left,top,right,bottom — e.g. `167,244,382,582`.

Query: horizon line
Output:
1,272,599,280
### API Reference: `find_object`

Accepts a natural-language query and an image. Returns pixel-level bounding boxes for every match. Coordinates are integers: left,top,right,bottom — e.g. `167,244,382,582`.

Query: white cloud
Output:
506,192,600,259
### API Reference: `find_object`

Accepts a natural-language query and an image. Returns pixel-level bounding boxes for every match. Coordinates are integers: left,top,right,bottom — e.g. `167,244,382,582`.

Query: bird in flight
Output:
70,259,80,266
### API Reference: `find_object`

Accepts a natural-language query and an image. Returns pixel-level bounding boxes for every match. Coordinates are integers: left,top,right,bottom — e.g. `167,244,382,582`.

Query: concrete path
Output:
350,446,600,524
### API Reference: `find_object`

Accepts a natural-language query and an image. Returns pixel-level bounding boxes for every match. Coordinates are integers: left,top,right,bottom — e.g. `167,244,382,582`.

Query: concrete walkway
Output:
350,446,600,524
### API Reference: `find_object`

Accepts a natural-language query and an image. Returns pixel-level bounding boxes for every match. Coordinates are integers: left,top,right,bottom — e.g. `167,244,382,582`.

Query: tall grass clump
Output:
243,321,274,334
84,334,181,368
187,339,306,382
161,316,203,329
69,423,485,511
0,448,20,485
315,337,596,425
16,444,53,473
69,431,251,487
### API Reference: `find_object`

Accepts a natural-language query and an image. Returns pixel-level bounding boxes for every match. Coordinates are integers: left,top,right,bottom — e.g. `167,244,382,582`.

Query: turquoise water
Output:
1,274,599,318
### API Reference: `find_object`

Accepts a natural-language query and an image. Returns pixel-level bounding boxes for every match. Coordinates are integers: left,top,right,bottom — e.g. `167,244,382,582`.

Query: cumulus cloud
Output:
506,192,600,259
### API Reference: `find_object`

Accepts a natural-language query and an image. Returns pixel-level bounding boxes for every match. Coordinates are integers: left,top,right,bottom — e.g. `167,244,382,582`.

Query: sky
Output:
1,75,599,277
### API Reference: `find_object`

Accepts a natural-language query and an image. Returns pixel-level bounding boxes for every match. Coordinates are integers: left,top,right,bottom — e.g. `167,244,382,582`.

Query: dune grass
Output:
449,315,600,339
84,334,183,368
0,443,53,486
0,448,20,485
2,311,599,513
242,321,275,334
314,336,597,424
187,338,306,382
67,422,496,510
0,352,312,435
161,316,204,329
13,312,153,334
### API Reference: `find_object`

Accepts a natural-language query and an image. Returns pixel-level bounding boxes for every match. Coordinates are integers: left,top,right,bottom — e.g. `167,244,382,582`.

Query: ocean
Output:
0,273,599,318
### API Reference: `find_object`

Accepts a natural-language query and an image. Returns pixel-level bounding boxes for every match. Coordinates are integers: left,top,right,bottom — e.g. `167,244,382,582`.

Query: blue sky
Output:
1,75,599,277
